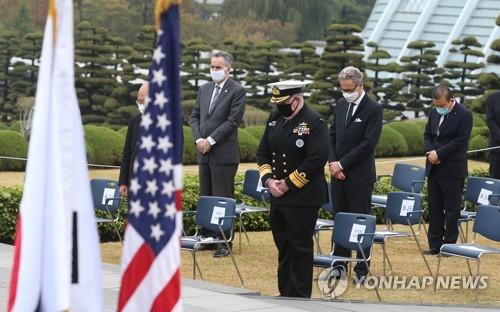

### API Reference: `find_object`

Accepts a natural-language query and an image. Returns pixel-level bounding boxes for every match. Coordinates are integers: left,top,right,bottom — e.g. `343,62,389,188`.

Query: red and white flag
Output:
118,0,183,311
8,0,103,311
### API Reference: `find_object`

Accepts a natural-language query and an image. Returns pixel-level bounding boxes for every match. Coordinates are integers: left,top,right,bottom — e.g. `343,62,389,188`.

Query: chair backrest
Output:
321,181,333,214
242,169,268,202
385,192,423,225
195,196,236,233
464,176,500,207
332,213,376,252
473,205,500,242
391,163,426,193
90,179,121,212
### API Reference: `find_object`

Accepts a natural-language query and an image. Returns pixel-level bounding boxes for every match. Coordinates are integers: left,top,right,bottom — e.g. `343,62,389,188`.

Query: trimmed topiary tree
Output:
0,123,9,130
238,128,259,162
84,125,125,166
376,125,409,157
468,134,488,160
9,121,21,132
0,130,28,171
386,121,424,156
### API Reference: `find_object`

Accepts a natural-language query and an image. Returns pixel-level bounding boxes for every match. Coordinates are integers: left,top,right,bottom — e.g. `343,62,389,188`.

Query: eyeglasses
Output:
340,85,358,94
136,100,144,105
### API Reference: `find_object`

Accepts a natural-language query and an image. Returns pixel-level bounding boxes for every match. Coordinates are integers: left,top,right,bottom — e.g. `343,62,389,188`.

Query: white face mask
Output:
343,91,359,103
210,67,227,82
137,104,146,114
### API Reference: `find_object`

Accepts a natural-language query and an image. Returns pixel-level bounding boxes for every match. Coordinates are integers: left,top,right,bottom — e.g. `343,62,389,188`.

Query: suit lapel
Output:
207,79,231,116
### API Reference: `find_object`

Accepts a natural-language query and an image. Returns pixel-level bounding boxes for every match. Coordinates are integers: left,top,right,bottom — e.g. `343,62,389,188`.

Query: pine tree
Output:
0,30,20,122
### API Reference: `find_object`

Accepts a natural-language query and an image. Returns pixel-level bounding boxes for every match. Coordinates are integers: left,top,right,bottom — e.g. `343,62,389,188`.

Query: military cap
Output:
268,79,312,104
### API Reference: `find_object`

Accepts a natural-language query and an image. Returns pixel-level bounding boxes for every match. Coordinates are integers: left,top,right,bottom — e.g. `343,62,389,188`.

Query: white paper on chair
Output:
210,206,226,225
477,188,492,205
102,188,115,205
458,245,487,252
256,179,263,192
400,199,415,217
349,224,366,243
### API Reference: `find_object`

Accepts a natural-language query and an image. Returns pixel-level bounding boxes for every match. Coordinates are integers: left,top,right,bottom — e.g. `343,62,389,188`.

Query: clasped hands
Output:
196,139,212,154
267,179,289,198
426,150,441,165
329,161,346,180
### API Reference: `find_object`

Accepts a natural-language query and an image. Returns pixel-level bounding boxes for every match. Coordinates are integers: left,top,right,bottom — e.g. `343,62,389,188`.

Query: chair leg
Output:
381,243,393,276
359,247,381,301
111,222,123,245
410,222,433,276
239,216,242,254
314,232,323,254
191,250,203,280
476,259,481,303
434,254,442,292
420,215,428,240
466,258,473,276
220,228,244,287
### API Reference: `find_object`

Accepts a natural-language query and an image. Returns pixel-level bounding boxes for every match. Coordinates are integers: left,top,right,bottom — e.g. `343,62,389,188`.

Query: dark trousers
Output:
490,153,500,180
199,163,238,248
270,204,319,298
427,172,464,250
331,180,373,276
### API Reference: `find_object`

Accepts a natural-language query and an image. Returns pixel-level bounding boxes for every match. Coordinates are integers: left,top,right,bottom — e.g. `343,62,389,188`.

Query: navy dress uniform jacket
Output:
486,91,500,155
257,105,329,206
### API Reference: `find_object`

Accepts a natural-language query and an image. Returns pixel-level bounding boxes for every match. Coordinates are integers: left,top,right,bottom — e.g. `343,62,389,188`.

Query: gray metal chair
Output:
235,169,269,253
374,192,432,276
314,181,334,254
314,212,381,301
90,178,123,244
181,196,244,287
435,205,500,302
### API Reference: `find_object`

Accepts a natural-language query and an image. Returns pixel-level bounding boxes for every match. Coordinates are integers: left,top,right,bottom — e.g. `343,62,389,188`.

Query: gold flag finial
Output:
155,0,182,29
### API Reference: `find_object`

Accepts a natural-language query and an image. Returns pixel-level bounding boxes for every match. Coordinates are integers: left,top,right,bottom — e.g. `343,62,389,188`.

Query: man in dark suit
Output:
189,50,246,257
257,80,329,298
486,91,500,179
119,82,148,197
328,66,383,282
423,85,472,255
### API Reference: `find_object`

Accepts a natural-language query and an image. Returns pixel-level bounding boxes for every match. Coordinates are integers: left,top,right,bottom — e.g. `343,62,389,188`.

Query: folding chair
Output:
90,178,123,244
181,196,244,287
314,213,381,301
435,205,500,302
235,169,269,253
374,192,432,276
458,176,500,243
371,163,426,209
314,181,334,254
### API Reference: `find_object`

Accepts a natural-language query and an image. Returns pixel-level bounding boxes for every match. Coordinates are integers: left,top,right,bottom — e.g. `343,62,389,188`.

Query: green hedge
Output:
0,123,9,130
0,130,28,171
117,126,128,137
385,121,424,156
84,125,125,166
238,128,259,162
468,135,488,160
0,173,271,244
9,121,21,132
183,125,197,164
376,125,409,157
243,125,265,141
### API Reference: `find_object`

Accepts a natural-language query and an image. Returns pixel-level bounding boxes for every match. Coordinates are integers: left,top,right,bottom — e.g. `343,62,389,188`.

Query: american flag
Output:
118,1,183,311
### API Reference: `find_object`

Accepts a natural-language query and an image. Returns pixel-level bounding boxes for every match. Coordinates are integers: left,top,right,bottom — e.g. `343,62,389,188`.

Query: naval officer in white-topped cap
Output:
257,79,329,297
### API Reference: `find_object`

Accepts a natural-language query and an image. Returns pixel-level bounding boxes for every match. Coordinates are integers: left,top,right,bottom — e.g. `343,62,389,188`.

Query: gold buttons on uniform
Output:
272,159,275,163
283,154,286,157
273,152,276,155
273,175,276,178
284,170,287,173
283,162,287,165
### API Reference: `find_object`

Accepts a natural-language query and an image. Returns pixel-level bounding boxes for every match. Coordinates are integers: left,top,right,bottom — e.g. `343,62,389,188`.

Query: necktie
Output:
209,85,220,113
345,102,354,127
437,115,446,136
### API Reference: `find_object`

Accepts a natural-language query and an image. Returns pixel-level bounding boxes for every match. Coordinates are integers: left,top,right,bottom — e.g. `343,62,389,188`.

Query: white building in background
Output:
362,0,500,74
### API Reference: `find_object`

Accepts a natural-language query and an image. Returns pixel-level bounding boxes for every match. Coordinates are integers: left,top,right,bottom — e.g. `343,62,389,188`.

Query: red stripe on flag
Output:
118,242,155,311
175,190,182,211
151,269,181,312
8,215,22,311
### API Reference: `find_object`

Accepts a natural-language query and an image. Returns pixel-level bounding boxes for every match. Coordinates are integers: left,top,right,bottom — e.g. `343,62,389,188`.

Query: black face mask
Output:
277,99,296,117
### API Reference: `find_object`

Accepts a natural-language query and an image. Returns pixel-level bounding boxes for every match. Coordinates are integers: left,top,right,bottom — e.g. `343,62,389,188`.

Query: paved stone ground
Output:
0,243,497,311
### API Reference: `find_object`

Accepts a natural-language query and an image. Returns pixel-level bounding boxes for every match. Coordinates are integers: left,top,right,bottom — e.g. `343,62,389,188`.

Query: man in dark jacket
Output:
119,82,148,197
257,79,329,298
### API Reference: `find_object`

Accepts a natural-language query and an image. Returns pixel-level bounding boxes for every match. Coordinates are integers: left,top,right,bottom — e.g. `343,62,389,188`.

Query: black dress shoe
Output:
213,248,229,258
353,274,367,286
422,248,439,255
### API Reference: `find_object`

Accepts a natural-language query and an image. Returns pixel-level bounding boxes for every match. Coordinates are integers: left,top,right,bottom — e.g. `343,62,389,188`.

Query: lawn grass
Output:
101,224,500,305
